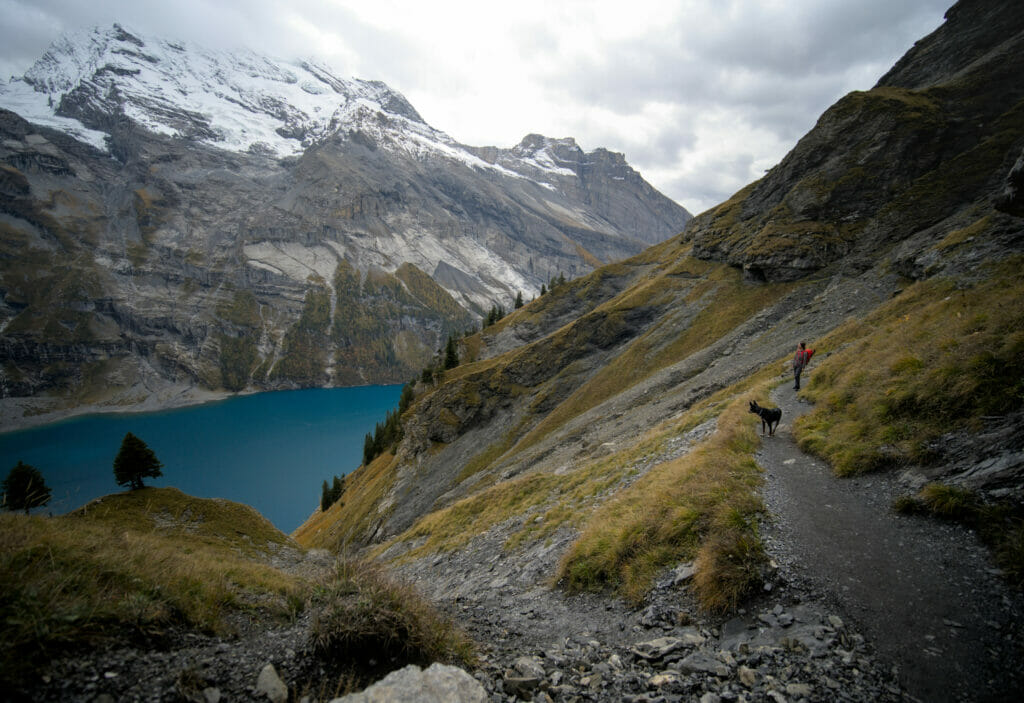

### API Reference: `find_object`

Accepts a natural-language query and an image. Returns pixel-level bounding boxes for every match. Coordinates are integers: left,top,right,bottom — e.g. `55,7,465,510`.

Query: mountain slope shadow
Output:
758,386,1024,702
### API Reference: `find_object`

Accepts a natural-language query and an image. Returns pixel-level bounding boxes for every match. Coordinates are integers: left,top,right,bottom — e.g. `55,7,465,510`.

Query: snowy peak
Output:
3,23,438,157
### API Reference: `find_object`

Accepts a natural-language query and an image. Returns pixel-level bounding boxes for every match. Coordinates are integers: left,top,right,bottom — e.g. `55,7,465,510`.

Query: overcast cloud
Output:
0,0,951,214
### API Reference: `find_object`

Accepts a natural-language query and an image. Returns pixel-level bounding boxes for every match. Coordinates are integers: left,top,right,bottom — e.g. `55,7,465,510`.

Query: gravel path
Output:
759,385,1024,702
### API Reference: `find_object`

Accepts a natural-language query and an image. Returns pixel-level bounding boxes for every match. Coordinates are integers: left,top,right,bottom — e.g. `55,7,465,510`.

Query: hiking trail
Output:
759,385,1024,702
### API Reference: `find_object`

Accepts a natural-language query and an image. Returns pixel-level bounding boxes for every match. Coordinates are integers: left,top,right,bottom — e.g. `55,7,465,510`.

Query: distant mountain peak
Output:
3,23,435,157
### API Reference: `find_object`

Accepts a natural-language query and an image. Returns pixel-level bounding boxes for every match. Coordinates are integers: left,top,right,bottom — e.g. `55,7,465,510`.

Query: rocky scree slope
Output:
0,25,690,426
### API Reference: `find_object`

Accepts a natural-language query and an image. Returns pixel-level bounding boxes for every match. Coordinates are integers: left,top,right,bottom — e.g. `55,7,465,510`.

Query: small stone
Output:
700,693,721,703
738,665,757,688
786,682,813,697
648,671,680,688
504,675,541,697
673,562,697,585
256,663,288,703
203,688,222,703
513,655,545,680
678,651,731,677
632,636,685,660
828,615,844,630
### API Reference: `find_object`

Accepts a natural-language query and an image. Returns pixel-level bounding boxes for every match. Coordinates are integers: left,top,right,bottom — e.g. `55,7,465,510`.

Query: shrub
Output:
310,558,474,685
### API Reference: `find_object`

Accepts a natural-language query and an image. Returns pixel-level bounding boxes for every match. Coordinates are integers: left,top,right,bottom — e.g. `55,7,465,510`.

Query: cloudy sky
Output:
0,0,951,214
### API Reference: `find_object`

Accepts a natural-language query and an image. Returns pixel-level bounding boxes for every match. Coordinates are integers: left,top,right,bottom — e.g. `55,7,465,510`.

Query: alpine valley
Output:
4,2,1024,701
0,24,690,426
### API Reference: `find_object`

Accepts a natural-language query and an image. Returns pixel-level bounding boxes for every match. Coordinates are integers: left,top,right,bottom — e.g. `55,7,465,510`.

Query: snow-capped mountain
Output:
2,24,596,187
0,24,691,415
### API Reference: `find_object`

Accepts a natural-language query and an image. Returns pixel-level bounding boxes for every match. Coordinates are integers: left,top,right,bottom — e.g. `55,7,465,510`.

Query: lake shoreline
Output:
0,384,240,435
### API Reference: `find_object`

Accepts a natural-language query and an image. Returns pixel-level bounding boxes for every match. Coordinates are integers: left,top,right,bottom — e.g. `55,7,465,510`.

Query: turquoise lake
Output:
0,385,403,533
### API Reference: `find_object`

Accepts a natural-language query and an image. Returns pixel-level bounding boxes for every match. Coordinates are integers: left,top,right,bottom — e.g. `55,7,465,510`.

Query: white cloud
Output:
0,0,951,214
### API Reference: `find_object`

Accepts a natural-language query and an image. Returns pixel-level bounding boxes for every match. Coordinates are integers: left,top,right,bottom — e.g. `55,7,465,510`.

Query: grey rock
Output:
512,654,546,679
672,562,697,585
677,651,731,677
255,664,287,703
330,663,486,703
631,636,686,661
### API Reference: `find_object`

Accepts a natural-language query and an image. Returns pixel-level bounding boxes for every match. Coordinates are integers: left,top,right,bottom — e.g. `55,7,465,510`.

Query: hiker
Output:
793,341,814,390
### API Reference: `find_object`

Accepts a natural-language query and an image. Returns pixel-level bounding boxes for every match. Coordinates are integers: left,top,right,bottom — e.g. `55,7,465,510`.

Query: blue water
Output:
0,385,403,533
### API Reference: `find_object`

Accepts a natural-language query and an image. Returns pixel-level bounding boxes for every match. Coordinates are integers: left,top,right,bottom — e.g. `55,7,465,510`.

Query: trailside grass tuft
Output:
556,391,768,611
310,557,475,688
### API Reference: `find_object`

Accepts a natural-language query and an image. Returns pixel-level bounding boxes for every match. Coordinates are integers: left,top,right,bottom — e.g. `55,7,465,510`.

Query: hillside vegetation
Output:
0,487,472,692
297,0,1024,613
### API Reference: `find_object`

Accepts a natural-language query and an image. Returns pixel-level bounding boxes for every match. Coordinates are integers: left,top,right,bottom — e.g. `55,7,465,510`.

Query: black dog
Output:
749,400,782,436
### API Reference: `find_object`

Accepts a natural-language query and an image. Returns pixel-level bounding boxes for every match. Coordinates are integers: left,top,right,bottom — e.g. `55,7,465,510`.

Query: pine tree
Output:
2,461,52,514
540,283,547,296
363,432,375,466
321,479,331,512
113,433,164,490
515,291,523,309
331,475,344,504
444,335,459,369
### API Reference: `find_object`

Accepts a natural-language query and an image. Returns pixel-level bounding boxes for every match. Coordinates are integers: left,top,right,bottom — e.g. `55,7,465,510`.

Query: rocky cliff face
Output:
304,0,1024,552
683,0,1024,283
0,26,690,421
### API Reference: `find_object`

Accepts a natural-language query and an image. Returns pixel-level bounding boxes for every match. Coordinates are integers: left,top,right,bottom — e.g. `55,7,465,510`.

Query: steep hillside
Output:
298,0,1024,605
0,26,690,426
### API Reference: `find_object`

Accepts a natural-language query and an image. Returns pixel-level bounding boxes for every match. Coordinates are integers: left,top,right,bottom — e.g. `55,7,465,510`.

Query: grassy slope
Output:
1,487,472,691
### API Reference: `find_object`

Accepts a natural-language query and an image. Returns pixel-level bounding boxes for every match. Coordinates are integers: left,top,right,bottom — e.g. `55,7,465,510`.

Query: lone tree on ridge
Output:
2,461,52,514
113,433,164,490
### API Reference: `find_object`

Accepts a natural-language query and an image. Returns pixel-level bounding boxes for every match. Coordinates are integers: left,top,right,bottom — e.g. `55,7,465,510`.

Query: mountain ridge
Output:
0,25,690,424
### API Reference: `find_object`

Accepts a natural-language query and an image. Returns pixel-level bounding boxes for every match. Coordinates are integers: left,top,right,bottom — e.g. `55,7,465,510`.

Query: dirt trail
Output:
759,385,1024,702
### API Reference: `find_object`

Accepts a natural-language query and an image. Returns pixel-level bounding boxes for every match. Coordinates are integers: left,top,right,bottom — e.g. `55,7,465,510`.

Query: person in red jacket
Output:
793,341,815,390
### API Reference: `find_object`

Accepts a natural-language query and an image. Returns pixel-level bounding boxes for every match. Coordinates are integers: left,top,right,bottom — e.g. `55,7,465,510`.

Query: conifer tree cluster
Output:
444,335,459,369
361,380,417,466
320,474,345,511
483,304,506,328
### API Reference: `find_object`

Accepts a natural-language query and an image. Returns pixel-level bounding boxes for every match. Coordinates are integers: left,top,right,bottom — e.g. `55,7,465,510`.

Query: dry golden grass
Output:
0,491,307,684
293,452,398,550
2,487,477,691
557,389,770,611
